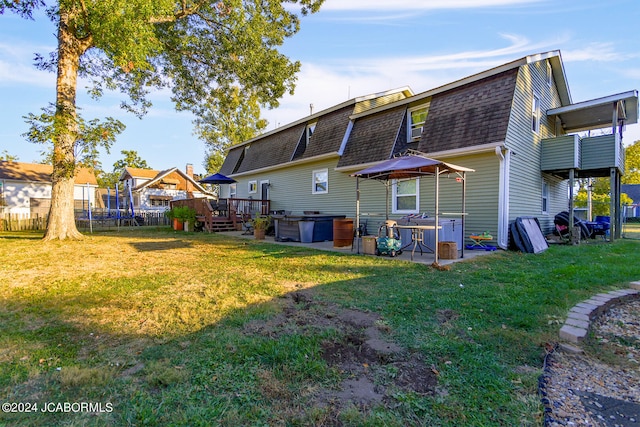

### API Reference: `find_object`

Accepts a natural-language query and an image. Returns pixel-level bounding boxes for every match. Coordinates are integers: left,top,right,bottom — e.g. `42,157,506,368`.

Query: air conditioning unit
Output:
411,127,423,140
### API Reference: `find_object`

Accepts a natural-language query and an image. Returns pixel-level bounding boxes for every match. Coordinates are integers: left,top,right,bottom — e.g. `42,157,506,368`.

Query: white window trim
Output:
532,93,541,134
542,179,549,214
392,178,420,214
260,180,270,200
312,168,328,194
248,180,257,194
306,121,317,147
229,183,237,198
546,61,553,87
408,105,428,141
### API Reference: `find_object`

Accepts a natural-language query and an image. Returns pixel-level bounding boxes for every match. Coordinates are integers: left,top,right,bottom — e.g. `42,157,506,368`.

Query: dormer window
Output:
306,121,317,146
408,106,428,141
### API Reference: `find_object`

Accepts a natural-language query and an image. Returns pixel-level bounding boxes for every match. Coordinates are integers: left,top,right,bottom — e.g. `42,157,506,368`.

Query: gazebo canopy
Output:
351,152,475,263
352,155,475,180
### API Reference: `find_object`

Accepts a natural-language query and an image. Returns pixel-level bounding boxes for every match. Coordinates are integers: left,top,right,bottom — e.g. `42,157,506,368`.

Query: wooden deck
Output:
170,197,270,232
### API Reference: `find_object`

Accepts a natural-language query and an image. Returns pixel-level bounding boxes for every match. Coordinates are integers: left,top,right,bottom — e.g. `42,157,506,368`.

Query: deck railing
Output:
227,198,270,216
169,197,270,231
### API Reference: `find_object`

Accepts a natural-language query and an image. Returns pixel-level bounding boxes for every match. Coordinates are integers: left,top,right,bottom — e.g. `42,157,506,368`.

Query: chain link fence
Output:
622,205,640,239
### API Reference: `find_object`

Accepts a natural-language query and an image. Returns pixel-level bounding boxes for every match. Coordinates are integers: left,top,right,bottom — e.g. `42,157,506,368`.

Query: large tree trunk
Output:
43,9,91,241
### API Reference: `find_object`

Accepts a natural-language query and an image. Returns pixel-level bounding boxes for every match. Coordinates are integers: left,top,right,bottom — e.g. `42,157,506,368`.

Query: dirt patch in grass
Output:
244,289,438,418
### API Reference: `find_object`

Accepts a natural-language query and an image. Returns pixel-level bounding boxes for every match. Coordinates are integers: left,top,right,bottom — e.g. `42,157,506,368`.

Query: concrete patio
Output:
218,230,500,266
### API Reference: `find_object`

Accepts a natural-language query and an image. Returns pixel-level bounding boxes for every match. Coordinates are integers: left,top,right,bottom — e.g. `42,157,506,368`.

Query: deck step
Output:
207,220,236,232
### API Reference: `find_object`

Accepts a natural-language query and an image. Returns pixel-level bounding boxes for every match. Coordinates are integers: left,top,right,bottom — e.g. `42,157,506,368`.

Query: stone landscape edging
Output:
558,281,640,344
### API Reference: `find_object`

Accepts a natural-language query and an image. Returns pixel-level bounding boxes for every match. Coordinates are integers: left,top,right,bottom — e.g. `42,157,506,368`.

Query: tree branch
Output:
149,0,210,23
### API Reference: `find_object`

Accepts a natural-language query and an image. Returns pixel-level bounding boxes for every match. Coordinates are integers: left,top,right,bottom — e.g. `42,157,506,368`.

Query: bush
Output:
165,206,197,224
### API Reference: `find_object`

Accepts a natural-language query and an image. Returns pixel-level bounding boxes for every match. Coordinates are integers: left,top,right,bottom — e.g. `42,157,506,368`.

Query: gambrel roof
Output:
220,87,414,176
337,106,407,168
418,68,518,154
221,50,636,176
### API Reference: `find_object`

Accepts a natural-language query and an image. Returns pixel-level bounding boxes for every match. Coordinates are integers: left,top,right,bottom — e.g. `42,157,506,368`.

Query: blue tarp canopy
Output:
199,172,237,184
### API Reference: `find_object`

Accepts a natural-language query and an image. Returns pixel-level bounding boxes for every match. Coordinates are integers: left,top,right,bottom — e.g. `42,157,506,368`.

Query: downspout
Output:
495,146,510,249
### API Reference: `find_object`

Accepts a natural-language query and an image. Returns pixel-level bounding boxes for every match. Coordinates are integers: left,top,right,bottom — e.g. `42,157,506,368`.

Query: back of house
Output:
219,50,638,248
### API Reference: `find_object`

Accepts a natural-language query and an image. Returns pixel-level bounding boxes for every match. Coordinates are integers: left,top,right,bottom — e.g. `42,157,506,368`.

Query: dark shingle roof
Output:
235,123,306,173
337,106,406,168
418,68,518,154
219,147,244,176
622,184,640,204
299,106,353,159
224,105,353,174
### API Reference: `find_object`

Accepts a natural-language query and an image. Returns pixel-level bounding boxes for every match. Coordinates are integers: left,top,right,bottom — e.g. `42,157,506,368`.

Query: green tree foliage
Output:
0,150,19,161
97,150,151,188
112,150,150,171
196,86,268,173
0,0,323,240
24,104,125,170
574,190,632,217
623,140,640,184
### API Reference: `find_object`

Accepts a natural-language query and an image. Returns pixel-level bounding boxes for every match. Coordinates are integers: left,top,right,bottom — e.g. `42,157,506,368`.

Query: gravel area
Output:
541,298,640,427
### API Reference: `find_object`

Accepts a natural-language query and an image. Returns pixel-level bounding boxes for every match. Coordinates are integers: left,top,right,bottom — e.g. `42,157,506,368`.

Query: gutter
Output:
495,146,511,249
229,152,339,178
334,141,504,173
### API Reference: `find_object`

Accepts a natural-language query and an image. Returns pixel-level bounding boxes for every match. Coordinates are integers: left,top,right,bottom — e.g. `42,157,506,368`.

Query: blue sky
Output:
1,0,639,175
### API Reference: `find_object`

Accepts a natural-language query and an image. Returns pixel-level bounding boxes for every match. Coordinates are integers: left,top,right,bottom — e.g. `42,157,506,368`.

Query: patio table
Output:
395,225,442,261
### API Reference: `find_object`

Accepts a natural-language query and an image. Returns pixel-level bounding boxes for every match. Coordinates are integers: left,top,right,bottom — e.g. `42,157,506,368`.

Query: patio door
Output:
260,180,270,214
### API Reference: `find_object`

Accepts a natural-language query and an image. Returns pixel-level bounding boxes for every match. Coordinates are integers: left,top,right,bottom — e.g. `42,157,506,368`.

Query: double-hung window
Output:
542,180,549,214
408,106,428,141
312,169,328,194
532,94,541,134
248,180,257,194
392,179,419,213
306,121,317,147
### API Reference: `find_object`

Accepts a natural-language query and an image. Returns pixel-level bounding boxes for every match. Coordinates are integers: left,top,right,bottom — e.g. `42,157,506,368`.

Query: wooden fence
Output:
0,213,48,231
1,210,171,232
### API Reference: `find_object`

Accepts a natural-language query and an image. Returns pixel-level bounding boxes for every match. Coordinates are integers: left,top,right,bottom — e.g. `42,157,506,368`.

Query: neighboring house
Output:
0,160,98,216
119,164,211,212
622,184,640,217
220,51,638,248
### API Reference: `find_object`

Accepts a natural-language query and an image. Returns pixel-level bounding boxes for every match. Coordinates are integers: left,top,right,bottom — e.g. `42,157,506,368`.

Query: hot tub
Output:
273,214,346,243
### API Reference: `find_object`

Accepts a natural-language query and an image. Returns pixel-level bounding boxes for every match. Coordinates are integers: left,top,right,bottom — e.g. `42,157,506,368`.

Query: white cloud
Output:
563,43,627,62
620,68,640,81
0,42,55,87
320,0,544,11
262,34,558,128
348,34,557,74
0,60,50,86
624,124,640,145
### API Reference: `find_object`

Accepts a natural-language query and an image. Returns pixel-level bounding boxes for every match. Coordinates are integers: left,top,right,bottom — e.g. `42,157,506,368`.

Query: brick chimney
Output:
186,163,194,196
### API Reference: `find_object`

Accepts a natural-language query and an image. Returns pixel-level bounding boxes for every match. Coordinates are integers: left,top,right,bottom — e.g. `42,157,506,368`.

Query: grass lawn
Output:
1,228,638,426
623,221,640,240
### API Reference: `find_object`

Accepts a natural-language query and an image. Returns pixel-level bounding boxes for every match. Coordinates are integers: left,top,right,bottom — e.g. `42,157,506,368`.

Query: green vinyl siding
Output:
506,60,565,229
228,153,499,242
542,173,568,232
230,157,352,215
581,134,623,171
444,153,500,238
541,135,581,171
